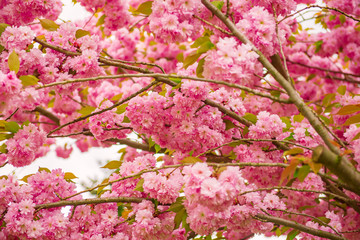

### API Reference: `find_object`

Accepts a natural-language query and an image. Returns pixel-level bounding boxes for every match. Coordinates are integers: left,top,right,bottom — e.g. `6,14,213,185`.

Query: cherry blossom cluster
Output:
0,0,62,26
4,124,47,167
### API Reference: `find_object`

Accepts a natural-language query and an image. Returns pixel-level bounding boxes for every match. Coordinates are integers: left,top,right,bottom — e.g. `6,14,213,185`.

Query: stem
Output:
255,214,347,240
35,196,145,210
47,81,159,136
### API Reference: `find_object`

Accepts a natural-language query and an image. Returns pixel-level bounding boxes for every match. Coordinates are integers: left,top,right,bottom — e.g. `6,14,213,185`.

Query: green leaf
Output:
0,143,7,154
122,116,130,123
64,172,78,180
286,229,300,240
352,131,360,141
39,19,60,31
134,1,153,15
288,35,296,43
297,165,310,182
314,216,330,225
319,115,330,125
270,90,281,98
223,119,236,130
283,132,295,141
4,121,20,133
170,77,182,84
191,36,210,48
183,52,202,69
211,1,224,10
174,208,186,229
306,73,316,81
336,104,360,115
344,113,360,125
75,29,90,39
322,93,335,107
337,85,346,95
181,156,202,163
96,15,106,26
101,160,122,169
339,15,346,24
8,50,20,73
0,133,12,141
134,178,144,192
0,23,9,37
243,113,257,124
116,103,128,114
281,117,292,131
19,75,39,87
314,40,323,53
111,93,123,102
38,167,51,173
117,205,124,217
197,41,215,54
196,57,205,78
154,144,161,153
77,106,96,117
283,148,304,156
148,136,155,148
167,197,185,213
20,174,34,183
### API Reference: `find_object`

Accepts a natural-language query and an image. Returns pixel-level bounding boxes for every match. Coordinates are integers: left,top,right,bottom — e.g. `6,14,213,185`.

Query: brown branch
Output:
255,214,347,240
102,58,165,74
5,108,19,121
270,209,342,236
63,162,289,200
38,73,291,104
48,130,92,138
287,59,360,80
312,145,360,196
201,0,336,153
33,106,60,126
34,37,80,57
193,14,233,35
108,138,166,153
239,186,360,204
279,5,360,24
201,0,360,197
35,196,145,210
47,81,159,137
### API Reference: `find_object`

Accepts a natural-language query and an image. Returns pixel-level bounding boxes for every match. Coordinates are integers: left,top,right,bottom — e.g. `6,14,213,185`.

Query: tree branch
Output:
35,196,145,210
201,0,360,197
33,106,60,126
47,81,159,136
63,162,289,200
312,145,360,196
255,214,347,240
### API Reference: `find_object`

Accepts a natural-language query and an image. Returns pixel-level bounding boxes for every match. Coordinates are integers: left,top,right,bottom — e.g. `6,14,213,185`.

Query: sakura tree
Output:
0,0,360,239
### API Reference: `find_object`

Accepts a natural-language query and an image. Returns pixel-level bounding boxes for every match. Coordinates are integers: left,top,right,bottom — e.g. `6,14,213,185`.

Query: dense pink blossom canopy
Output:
0,0,360,239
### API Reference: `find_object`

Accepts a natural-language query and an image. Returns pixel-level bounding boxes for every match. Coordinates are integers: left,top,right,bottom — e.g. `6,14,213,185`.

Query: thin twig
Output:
38,73,292,104
5,108,19,121
35,196,145,210
239,186,360,203
255,214,347,240
193,15,233,35
47,81,159,136
272,5,291,83
270,209,342,236
279,5,360,24
63,162,290,200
